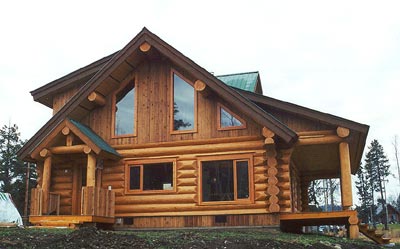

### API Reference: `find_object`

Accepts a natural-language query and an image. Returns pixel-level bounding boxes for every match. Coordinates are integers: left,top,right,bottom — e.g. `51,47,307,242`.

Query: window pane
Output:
173,74,194,131
143,163,173,191
129,166,140,190
115,81,135,135
202,160,234,202
236,161,249,199
220,107,243,127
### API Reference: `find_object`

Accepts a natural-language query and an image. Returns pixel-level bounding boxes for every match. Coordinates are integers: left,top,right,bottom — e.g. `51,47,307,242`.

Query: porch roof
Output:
69,119,119,158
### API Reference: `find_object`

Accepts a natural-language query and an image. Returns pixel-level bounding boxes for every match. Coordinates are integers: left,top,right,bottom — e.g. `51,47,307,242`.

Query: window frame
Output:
124,158,177,194
198,154,254,205
111,78,138,138
217,103,247,131
170,69,198,134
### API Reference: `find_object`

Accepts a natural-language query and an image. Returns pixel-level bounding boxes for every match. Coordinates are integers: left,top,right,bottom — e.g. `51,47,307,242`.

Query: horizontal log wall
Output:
50,163,73,215
118,214,280,228
101,138,271,218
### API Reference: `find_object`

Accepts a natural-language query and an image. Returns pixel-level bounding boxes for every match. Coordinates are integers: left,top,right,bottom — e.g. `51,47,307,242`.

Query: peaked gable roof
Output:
30,119,120,161
68,119,120,158
18,27,298,160
31,52,118,108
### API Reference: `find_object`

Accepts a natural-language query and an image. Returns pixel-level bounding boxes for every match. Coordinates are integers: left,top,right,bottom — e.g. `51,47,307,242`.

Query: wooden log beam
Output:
336,126,350,138
264,137,275,145
339,142,353,210
116,194,197,205
49,145,91,154
113,135,261,150
296,134,343,146
88,92,106,106
194,80,211,97
139,42,151,52
118,140,264,157
66,134,74,146
194,80,206,91
87,153,96,187
40,148,51,158
262,127,275,138
62,127,70,136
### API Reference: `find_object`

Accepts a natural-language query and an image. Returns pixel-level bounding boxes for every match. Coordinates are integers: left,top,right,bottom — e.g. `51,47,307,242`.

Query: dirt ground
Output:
0,226,386,249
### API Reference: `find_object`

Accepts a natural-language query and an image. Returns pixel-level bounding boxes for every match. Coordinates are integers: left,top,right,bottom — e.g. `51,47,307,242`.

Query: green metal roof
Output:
69,119,120,157
216,71,259,92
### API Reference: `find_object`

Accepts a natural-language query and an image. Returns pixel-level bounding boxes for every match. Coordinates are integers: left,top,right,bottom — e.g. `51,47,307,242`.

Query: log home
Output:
19,28,369,238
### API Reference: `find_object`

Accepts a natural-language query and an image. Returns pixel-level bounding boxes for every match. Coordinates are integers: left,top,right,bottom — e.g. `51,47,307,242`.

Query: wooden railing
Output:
30,188,42,215
30,188,60,215
81,187,115,217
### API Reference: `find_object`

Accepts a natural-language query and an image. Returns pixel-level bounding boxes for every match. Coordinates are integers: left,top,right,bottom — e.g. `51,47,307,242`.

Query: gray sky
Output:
1,1,399,200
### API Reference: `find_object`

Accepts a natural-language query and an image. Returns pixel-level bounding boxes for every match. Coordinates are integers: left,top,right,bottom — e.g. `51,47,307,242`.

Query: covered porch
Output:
28,119,120,227
282,127,360,239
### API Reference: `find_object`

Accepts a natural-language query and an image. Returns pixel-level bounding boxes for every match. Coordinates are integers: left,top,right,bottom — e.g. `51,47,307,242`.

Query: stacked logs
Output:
277,149,293,213
262,127,280,213
51,165,73,214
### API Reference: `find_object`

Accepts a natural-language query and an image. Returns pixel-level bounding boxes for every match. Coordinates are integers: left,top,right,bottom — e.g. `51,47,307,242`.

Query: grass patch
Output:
131,228,375,247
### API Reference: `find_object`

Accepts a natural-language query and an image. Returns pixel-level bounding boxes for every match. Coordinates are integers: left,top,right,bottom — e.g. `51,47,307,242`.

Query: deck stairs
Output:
358,223,391,245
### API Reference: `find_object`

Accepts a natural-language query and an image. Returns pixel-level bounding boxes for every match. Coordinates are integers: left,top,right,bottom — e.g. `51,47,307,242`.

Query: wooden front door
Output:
71,164,87,215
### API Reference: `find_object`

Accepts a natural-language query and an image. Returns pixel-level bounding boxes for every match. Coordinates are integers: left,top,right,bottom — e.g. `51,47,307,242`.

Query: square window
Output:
126,161,175,193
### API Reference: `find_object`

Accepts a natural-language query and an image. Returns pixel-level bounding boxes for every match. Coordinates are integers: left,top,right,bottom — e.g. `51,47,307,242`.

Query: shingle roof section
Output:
69,119,120,157
217,72,259,92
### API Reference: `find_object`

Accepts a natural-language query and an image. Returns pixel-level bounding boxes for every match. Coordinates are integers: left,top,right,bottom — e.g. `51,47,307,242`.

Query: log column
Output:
339,142,353,210
86,153,96,187
300,179,310,212
40,149,52,214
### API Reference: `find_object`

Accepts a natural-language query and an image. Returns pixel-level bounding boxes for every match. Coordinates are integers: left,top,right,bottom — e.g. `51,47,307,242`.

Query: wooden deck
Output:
280,210,359,239
29,215,115,228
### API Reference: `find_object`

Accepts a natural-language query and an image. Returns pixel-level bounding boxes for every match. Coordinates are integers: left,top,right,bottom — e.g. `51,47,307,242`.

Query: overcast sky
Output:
1,1,399,199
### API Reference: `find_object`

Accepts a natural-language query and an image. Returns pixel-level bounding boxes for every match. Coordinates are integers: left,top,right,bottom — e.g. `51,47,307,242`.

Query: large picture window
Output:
113,80,136,136
171,72,196,132
200,156,252,204
126,161,175,193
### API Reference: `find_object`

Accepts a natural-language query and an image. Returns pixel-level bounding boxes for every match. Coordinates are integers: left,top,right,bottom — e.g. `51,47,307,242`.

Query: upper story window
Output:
172,72,196,133
217,103,246,130
113,80,136,137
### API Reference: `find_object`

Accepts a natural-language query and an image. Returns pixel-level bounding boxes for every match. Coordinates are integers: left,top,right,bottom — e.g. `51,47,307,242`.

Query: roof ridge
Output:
216,71,259,77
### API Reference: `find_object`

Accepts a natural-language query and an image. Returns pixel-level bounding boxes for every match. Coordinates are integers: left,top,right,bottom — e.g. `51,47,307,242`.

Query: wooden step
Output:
358,224,391,245
358,223,368,229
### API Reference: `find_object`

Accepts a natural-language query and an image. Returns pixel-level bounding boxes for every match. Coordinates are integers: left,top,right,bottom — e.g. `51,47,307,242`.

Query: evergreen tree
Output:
355,163,372,223
0,124,36,214
364,139,391,229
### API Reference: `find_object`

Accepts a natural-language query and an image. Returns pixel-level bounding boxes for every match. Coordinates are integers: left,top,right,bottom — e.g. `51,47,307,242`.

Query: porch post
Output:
339,142,353,210
41,150,52,214
87,153,96,187
300,179,310,212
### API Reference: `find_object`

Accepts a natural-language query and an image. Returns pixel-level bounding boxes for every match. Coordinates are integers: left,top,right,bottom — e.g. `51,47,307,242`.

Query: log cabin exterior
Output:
19,28,369,238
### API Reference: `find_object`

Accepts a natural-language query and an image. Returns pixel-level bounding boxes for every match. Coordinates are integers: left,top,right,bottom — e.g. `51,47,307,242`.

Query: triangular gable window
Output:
218,103,246,130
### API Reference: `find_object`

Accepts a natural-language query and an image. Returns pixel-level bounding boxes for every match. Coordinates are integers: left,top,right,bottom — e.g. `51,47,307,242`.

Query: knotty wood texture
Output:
86,60,261,146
